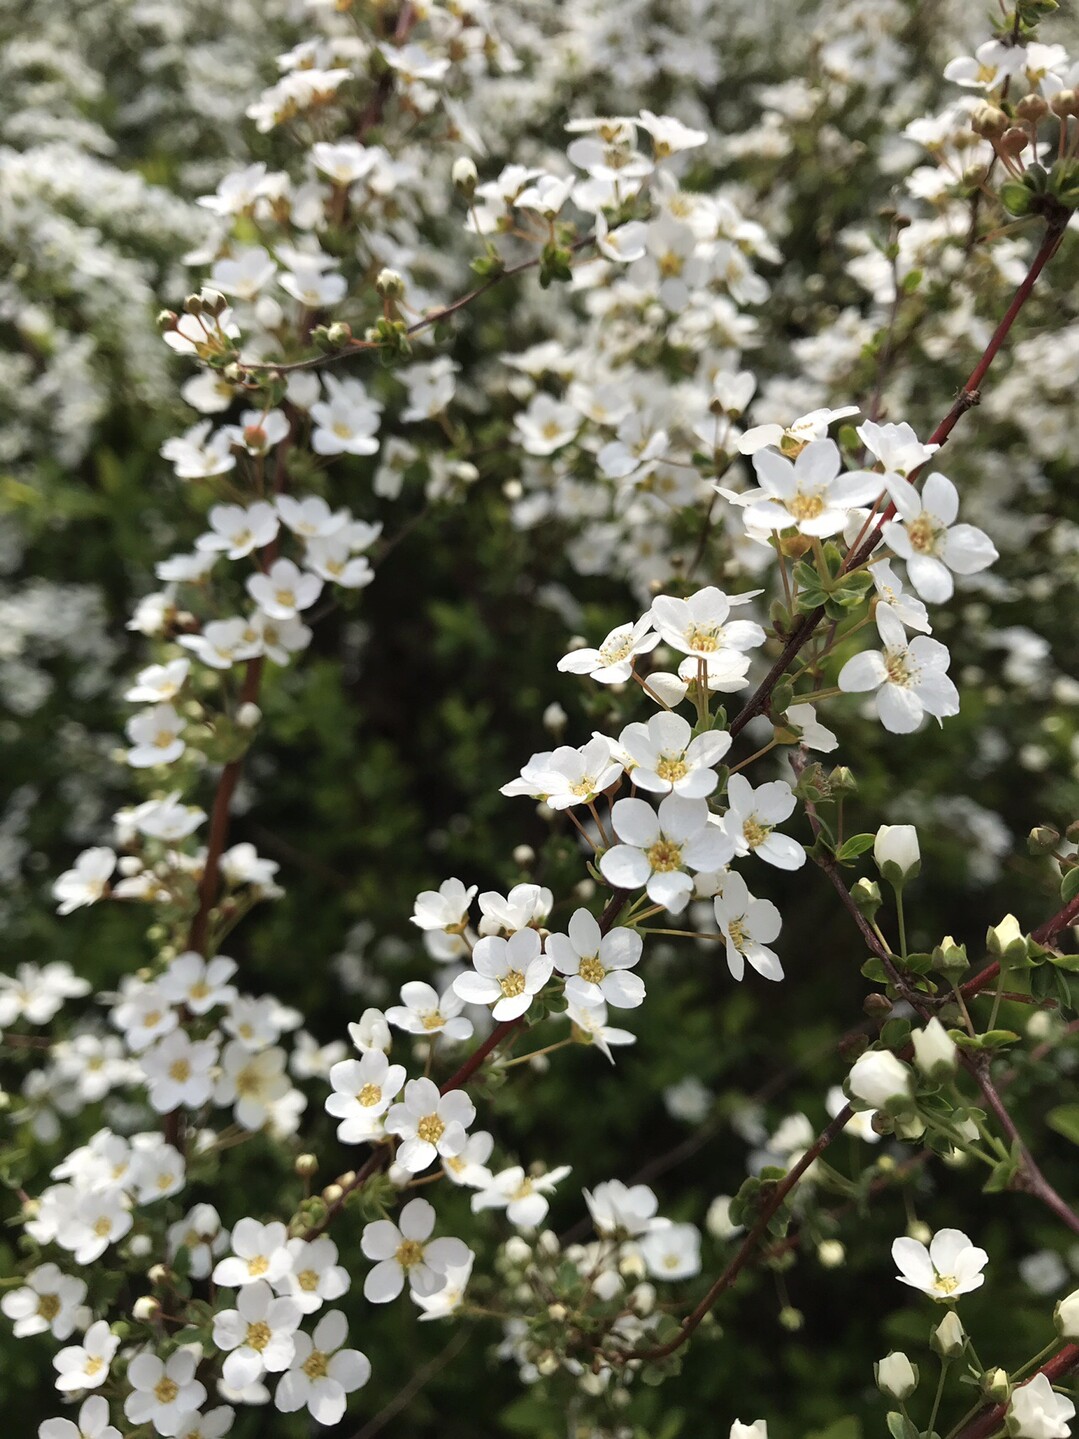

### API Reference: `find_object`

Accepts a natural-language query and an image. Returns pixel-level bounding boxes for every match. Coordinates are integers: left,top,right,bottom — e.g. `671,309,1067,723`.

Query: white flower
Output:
196,502,279,560
311,140,379,185
737,405,859,455
857,419,938,477
274,1309,371,1426
514,393,581,456
140,1030,219,1112
347,1009,392,1054
731,439,882,537
892,1228,989,1300
385,1077,476,1174
159,952,237,1015
826,1085,880,1144
167,1205,228,1281
637,109,707,156
535,737,624,810
944,39,1027,91
325,1051,406,1144
304,537,374,589
594,212,648,262
275,495,347,539
385,981,473,1042
53,1321,119,1392
874,824,921,883
124,1348,206,1431
39,1396,120,1439
650,587,765,663
161,421,236,481
471,1164,573,1229
212,1218,292,1289
361,1198,470,1303
557,616,660,685
838,608,959,734
2,1264,87,1339
584,1180,658,1237
411,879,477,933
729,1423,768,1439
597,411,668,481
275,1237,349,1315
713,872,783,981
477,883,552,936
848,1050,912,1109
882,472,998,603
168,1407,235,1439
71,1191,132,1263
564,997,636,1062
871,559,932,633
640,1222,701,1280
126,705,185,767
784,703,837,753
210,244,277,299
442,1131,496,1189
1007,1373,1076,1439
601,795,734,912
413,1252,475,1321
310,375,381,457
214,1042,291,1130
618,712,731,798
247,559,322,621
722,774,805,871
547,909,645,1009
1057,1289,1079,1339
212,1281,301,1389
0,962,90,1025
129,794,206,842
125,659,191,703
453,929,553,1022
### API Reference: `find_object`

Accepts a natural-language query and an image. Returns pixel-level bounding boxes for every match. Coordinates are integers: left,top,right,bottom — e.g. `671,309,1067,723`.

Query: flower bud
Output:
237,702,262,729
778,1306,803,1331
1050,88,1077,118
325,321,352,347
547,1303,567,1322
156,309,178,331
321,1184,343,1205
452,156,478,197
817,1240,845,1268
932,935,969,980
911,1018,958,1079
1055,1287,1079,1338
847,1049,913,1111
707,1195,742,1240
1027,824,1060,854
375,268,405,299
932,1310,967,1359
875,1351,919,1402
851,877,882,921
874,825,921,887
147,1264,170,1286
503,1236,531,1266
536,1351,559,1377
543,702,567,735
1000,127,1029,158
133,1296,161,1322
972,103,1009,138
513,845,535,867
294,1153,318,1177
987,915,1029,966
828,766,858,795
982,1368,1011,1403
1016,93,1049,123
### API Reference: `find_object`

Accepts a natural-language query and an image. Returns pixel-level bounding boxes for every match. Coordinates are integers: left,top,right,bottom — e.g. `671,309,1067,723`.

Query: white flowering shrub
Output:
4,1,1079,1437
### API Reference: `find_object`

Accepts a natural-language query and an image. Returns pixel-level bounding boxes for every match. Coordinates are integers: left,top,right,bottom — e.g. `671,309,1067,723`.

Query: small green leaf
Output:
1047,1103,1079,1146
1061,867,1079,905
836,833,875,862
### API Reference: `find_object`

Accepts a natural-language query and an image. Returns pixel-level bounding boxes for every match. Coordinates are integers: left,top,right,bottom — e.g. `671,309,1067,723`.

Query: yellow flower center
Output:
421,1012,444,1031
85,1356,104,1378
247,1255,269,1277
36,1294,61,1321
333,421,352,438
727,917,748,951
499,970,526,998
598,635,634,665
357,1083,382,1107
245,1320,272,1352
569,777,597,798
168,1058,192,1083
884,650,912,687
787,492,825,521
655,755,688,783
155,1377,180,1404
93,1216,112,1238
512,1178,535,1200
578,956,606,985
906,514,938,554
143,1010,162,1028
646,838,683,872
417,1113,445,1145
685,625,721,653
189,980,210,1000
303,1349,330,1379
934,1273,959,1295
743,819,771,849
153,732,175,749
235,1067,261,1096
396,1238,424,1270
275,588,296,608
298,1269,319,1292
658,251,684,278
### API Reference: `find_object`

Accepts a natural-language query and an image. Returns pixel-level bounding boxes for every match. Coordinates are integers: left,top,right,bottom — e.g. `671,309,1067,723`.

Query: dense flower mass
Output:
4,0,1079,1435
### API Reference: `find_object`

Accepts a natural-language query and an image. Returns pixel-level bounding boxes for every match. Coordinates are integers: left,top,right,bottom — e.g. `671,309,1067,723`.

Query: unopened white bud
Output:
375,268,405,298
911,1018,958,1078
542,702,567,735
133,1296,161,1322
875,1351,918,1401
452,156,478,195
236,702,262,729
874,824,921,886
817,1240,846,1268
504,1236,531,1265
